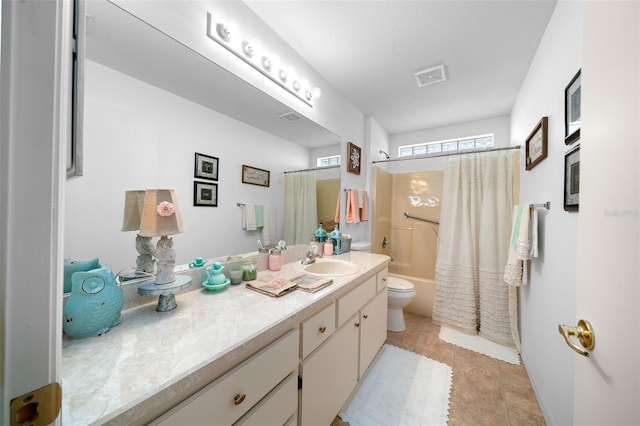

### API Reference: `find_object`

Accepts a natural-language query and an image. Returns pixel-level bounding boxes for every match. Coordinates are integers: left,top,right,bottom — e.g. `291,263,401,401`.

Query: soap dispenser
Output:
330,225,343,255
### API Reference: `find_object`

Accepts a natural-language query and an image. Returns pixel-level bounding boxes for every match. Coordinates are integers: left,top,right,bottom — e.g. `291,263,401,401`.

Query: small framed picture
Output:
194,181,218,207
564,69,581,145
525,116,548,170
347,142,361,175
563,144,580,211
242,164,270,187
194,152,219,181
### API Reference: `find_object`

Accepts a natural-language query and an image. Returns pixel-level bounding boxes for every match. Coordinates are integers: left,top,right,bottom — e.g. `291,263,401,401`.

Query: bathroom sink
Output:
297,259,359,277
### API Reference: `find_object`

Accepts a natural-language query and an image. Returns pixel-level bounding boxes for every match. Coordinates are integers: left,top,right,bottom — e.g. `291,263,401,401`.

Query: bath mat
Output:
340,344,452,426
439,326,520,365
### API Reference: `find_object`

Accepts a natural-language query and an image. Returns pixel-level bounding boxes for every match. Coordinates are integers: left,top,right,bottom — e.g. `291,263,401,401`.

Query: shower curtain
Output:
433,150,514,346
283,171,318,245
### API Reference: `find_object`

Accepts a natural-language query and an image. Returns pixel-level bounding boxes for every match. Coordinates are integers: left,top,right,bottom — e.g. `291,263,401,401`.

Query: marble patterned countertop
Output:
61,251,390,425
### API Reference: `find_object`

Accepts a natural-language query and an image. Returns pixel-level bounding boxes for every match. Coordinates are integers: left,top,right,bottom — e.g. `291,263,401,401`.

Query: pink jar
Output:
268,249,282,271
323,241,334,257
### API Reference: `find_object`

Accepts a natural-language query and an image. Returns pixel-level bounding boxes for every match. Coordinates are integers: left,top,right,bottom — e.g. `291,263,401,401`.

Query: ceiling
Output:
244,0,557,136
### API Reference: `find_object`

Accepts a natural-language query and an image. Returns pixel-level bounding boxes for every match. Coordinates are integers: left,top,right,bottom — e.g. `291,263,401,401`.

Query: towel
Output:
504,204,530,286
243,203,257,231
360,190,369,221
346,189,360,223
255,204,264,228
261,205,276,246
334,192,341,223
530,208,539,258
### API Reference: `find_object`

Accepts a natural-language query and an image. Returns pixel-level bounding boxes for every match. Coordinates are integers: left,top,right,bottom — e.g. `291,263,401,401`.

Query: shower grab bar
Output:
403,212,439,225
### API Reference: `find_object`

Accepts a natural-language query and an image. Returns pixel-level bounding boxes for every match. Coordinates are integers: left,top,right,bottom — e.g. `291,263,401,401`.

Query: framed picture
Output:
563,144,580,211
242,164,270,187
525,116,548,170
564,69,581,145
194,152,219,181
194,181,218,207
347,142,361,175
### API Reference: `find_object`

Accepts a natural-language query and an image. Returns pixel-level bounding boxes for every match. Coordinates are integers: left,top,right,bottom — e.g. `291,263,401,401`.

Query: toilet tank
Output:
350,241,371,252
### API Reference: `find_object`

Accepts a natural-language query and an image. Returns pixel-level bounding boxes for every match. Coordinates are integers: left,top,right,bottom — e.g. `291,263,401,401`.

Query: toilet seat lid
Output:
387,277,415,292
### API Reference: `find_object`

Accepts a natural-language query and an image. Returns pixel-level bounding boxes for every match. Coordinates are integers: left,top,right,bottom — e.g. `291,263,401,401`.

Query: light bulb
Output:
279,69,288,82
262,56,272,71
242,40,255,57
217,22,237,41
292,80,301,92
311,87,322,99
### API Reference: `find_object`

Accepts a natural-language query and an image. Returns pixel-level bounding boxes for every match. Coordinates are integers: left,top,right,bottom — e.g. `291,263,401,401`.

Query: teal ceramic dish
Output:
202,279,230,291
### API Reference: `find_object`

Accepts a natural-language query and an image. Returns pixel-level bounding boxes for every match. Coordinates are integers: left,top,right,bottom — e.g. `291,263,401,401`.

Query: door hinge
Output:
10,382,61,426
298,375,302,390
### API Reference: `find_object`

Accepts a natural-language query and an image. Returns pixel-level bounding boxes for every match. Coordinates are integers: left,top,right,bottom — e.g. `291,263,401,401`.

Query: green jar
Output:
242,259,257,281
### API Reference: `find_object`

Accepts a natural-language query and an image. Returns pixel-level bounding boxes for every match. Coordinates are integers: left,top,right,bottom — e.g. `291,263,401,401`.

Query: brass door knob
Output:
558,319,595,357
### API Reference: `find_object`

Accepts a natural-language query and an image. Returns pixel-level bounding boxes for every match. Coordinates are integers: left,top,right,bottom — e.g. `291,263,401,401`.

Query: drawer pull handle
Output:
363,314,369,319
382,277,387,282
355,322,360,328
319,326,327,334
234,393,247,405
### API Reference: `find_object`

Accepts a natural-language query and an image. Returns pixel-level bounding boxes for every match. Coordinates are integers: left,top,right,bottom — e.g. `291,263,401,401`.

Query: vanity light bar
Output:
205,11,321,107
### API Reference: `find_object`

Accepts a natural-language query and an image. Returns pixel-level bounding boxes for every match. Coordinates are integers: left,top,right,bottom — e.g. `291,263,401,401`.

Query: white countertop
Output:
61,251,390,425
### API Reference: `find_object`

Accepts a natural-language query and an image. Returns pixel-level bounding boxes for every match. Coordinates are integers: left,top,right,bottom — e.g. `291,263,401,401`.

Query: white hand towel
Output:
530,208,539,258
261,205,276,246
504,204,530,286
244,203,257,231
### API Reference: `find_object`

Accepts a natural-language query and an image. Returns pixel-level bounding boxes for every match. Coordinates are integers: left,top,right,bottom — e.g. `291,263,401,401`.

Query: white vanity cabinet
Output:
298,268,388,425
154,328,299,426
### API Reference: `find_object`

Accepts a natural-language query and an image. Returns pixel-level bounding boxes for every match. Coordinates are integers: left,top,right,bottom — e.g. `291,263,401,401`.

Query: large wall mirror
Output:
64,0,342,289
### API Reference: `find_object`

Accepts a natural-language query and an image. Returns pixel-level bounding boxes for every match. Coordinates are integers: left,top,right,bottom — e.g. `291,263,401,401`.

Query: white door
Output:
0,1,72,423
571,2,639,424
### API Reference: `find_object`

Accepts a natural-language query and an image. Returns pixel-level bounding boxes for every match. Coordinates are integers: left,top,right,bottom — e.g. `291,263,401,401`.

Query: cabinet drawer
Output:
337,276,376,326
377,268,389,292
301,302,336,359
236,372,298,426
156,328,299,426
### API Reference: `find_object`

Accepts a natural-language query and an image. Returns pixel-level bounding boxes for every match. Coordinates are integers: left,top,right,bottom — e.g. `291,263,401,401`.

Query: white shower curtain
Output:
283,171,318,245
433,150,514,346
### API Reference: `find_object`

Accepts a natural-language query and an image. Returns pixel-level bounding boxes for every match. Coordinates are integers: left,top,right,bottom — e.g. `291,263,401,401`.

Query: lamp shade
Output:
121,190,147,231
138,189,185,237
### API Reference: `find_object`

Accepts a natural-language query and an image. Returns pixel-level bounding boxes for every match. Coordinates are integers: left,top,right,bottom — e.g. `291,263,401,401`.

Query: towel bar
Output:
529,201,550,210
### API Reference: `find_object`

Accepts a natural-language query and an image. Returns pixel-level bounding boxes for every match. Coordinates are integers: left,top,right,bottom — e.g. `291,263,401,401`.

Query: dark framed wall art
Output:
241,164,270,187
564,69,581,145
563,144,580,211
525,116,548,170
194,181,218,207
347,142,361,175
194,152,219,181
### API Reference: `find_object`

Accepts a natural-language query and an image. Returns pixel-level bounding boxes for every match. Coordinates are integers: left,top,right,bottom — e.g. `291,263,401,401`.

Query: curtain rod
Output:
371,145,521,164
284,165,340,174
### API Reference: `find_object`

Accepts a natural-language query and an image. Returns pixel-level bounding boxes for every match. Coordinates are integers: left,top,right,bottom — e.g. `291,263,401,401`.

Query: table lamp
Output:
137,189,192,311
121,190,155,280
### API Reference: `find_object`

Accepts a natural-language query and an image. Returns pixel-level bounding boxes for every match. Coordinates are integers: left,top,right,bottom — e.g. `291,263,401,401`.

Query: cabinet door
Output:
359,289,388,379
299,314,359,426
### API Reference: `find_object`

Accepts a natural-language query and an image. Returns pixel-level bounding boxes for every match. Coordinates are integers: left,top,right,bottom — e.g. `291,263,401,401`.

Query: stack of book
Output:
246,271,333,297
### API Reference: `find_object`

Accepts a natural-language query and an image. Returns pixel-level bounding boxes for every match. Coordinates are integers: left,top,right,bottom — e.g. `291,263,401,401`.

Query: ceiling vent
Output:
279,111,303,122
414,65,447,88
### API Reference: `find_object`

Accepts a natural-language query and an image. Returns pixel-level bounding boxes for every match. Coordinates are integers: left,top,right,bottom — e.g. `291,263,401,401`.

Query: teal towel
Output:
255,204,264,227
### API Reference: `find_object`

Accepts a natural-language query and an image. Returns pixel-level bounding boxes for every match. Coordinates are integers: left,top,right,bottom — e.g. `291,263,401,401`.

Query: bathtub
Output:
388,272,435,318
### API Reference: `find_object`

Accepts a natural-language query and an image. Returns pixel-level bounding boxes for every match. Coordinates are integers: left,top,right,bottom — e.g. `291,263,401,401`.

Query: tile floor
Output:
334,312,546,426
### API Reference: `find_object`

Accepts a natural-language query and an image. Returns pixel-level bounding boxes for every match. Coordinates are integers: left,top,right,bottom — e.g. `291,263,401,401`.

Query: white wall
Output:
510,2,581,425
65,60,311,274
388,115,510,173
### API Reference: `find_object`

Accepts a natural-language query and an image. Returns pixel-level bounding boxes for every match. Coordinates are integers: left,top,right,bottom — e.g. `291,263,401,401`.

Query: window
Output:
398,134,494,158
316,155,341,167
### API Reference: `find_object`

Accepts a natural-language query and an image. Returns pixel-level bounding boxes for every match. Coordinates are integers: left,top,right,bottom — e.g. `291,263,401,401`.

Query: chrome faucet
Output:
301,244,323,265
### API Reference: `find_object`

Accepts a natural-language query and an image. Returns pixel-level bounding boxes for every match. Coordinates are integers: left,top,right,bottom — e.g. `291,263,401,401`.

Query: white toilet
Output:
350,242,416,332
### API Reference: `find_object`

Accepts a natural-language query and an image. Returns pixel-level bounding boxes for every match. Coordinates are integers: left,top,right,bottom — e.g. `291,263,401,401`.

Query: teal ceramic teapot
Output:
206,262,226,285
